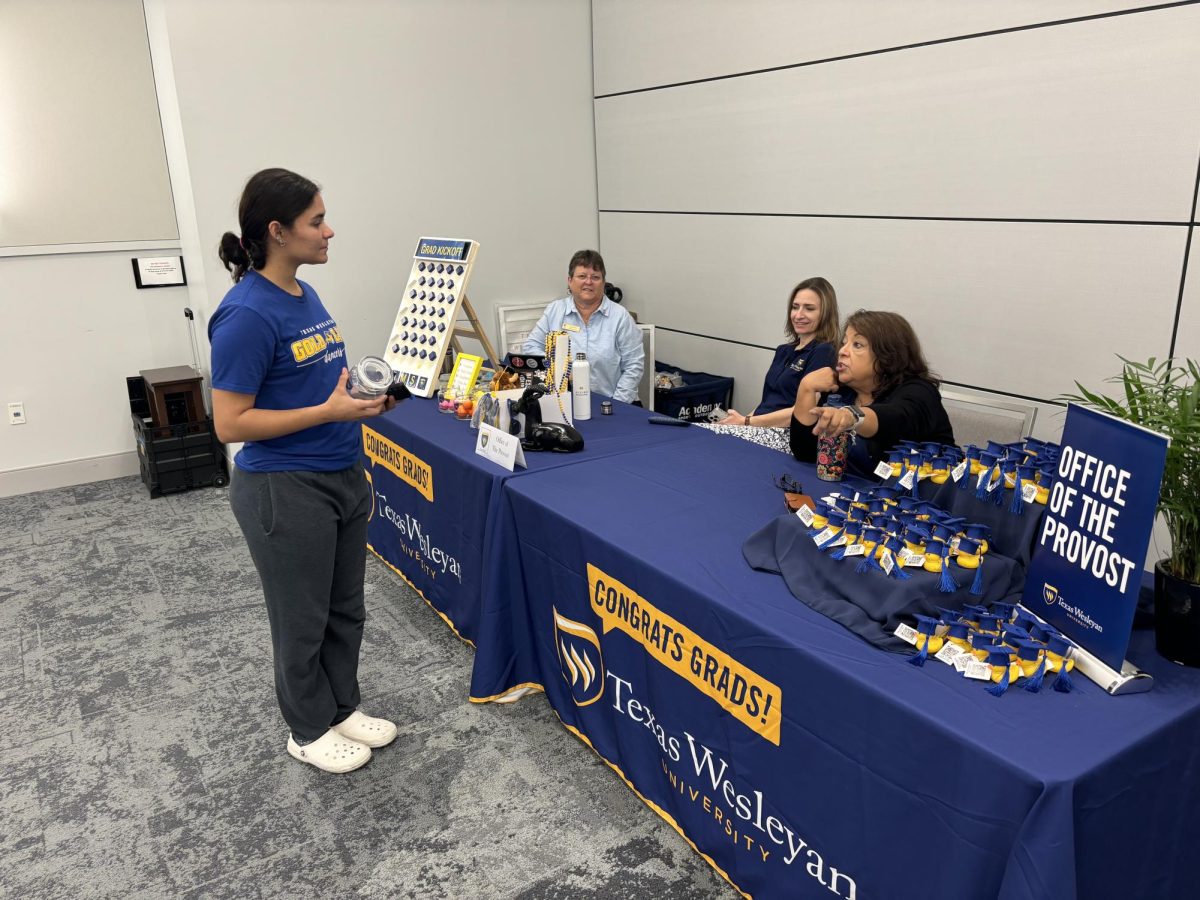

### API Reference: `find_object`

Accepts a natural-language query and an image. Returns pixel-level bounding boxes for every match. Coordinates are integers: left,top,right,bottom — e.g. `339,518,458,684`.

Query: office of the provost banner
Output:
361,262,1200,900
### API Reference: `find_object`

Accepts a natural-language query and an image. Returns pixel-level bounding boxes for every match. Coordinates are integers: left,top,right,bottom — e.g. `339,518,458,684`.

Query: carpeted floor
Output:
0,475,740,899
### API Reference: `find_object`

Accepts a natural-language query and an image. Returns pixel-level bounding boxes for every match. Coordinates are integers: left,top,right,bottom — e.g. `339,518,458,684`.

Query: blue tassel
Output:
1010,473,1025,516
830,543,850,561
891,558,912,580
975,468,991,501
959,458,973,490
992,472,1007,507
1052,665,1075,693
856,549,880,575
986,661,1012,697
969,559,985,596
909,462,920,498
908,636,929,667
938,560,960,593
1023,654,1047,693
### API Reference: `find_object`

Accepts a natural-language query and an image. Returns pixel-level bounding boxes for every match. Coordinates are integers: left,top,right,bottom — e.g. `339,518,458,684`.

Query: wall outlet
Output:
7,402,26,425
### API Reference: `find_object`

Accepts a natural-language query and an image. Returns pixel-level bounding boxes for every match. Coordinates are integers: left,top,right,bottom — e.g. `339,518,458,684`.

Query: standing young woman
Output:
210,168,397,773
706,277,840,452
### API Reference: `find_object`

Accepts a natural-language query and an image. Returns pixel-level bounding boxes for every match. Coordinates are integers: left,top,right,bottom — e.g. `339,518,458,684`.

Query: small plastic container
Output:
348,356,394,399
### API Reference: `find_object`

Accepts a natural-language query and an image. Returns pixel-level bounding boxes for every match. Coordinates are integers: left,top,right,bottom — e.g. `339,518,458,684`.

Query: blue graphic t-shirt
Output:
208,270,360,472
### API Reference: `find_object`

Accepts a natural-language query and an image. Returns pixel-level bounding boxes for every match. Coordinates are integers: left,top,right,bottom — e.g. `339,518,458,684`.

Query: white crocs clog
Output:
287,729,371,773
331,710,397,748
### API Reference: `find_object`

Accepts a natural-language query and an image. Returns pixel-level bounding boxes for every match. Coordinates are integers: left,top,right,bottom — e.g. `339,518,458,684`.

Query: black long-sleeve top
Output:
790,378,956,477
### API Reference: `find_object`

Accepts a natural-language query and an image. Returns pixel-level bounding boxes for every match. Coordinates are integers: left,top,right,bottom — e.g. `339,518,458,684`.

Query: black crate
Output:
126,375,151,419
129,372,227,498
132,414,227,498
653,362,734,422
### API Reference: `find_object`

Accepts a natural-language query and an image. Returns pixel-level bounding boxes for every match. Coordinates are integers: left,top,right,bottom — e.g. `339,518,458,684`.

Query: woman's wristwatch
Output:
845,405,865,431
744,414,751,426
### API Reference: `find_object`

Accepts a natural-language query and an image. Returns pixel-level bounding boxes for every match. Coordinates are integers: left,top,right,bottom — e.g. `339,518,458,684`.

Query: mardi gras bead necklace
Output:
544,329,572,420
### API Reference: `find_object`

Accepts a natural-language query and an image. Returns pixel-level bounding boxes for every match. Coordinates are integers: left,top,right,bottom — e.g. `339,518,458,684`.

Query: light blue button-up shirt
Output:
522,296,645,403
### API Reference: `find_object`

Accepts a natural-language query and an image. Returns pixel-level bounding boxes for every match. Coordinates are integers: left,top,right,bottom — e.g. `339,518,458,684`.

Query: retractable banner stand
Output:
1023,404,1168,671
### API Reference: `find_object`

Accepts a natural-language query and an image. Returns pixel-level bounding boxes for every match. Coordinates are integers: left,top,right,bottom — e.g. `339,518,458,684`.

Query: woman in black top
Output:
790,309,954,476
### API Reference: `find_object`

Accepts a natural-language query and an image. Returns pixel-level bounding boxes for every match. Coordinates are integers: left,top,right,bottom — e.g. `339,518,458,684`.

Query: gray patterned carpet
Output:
0,476,740,899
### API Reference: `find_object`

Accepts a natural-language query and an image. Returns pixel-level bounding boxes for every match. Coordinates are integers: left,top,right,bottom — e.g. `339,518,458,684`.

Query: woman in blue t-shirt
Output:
706,277,840,452
209,168,398,774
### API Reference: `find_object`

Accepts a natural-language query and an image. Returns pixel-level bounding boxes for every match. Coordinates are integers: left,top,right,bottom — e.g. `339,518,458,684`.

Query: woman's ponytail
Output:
218,168,320,282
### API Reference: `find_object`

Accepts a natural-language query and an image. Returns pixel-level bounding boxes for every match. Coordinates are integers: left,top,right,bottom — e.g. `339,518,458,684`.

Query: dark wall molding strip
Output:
600,209,1190,228
656,325,774,353
1168,147,1200,358
594,1,1200,100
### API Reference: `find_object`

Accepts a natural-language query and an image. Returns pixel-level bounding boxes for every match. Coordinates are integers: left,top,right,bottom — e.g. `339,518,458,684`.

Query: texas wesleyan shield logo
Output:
553,606,605,707
1043,583,1059,606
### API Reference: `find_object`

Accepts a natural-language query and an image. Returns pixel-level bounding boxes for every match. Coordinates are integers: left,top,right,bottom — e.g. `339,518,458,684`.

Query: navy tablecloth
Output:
362,396,698,644
472,432,1200,900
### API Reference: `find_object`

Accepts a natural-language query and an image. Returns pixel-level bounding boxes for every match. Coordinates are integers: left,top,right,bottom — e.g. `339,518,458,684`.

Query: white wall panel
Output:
0,0,177,247
593,0,1141,96
0,251,193,472
601,212,1183,402
596,5,1200,222
163,0,598,375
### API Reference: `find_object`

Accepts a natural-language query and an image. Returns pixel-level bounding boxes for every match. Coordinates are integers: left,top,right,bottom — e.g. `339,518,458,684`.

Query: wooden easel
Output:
444,293,501,374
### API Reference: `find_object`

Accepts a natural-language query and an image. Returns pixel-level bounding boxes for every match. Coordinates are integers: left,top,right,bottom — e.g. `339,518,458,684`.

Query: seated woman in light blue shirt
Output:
522,249,645,403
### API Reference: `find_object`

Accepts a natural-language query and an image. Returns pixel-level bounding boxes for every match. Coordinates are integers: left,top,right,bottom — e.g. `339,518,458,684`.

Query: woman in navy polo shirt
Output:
706,277,840,452
209,168,397,774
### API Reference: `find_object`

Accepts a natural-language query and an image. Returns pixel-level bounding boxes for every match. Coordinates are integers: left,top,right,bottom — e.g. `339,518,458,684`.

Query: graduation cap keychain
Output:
1017,639,1050,693
1044,633,1078,693
855,526,886,574
954,536,986,596
943,620,973,653
907,614,944,667
984,646,1021,697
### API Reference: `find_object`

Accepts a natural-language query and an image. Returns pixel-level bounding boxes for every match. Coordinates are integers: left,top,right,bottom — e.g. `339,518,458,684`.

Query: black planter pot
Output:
1154,559,1200,668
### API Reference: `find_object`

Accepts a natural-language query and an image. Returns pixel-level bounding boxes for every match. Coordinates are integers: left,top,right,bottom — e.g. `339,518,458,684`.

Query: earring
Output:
276,236,286,247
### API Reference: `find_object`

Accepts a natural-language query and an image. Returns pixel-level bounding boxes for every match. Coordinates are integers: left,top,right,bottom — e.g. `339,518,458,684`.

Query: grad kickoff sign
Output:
1024,404,1168,671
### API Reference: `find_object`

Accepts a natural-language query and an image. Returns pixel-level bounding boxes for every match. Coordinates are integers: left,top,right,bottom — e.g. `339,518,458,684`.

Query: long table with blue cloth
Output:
364,401,1200,899
362,396,696,645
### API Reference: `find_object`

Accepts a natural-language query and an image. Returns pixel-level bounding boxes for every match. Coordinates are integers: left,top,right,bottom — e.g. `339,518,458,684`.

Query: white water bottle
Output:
572,352,591,420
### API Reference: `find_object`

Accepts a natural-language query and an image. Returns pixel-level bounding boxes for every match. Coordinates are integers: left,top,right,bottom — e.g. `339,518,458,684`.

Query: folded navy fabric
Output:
743,513,1025,651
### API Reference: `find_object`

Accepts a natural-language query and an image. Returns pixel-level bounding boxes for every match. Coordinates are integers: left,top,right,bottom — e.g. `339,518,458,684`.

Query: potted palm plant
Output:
1064,358,1200,666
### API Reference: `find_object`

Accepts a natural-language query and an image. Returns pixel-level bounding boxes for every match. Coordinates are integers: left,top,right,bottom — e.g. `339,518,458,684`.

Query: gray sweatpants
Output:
230,466,371,743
